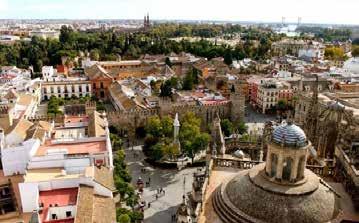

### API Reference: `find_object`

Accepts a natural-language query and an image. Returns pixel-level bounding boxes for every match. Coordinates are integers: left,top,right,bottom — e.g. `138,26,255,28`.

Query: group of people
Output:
171,214,177,222
154,187,166,200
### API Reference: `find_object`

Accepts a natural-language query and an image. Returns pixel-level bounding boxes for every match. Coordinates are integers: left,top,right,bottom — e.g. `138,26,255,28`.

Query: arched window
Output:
270,153,278,177
282,157,293,181
297,156,306,180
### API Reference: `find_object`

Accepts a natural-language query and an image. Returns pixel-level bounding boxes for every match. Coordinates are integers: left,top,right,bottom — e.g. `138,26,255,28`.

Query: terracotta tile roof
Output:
88,111,107,137
5,118,34,141
17,94,34,106
25,125,46,142
74,186,94,223
75,184,116,223
85,64,112,80
94,166,116,191
93,195,116,223
64,116,89,124
109,82,138,111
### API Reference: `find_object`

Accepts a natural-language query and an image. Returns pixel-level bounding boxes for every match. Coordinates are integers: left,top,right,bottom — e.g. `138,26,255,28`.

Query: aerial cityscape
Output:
0,0,359,223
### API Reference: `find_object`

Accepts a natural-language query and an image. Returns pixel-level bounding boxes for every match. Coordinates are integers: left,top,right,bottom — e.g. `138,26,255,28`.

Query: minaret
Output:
173,113,181,151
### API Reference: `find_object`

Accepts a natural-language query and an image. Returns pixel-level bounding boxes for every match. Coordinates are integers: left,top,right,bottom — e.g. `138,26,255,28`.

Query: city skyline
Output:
0,0,358,25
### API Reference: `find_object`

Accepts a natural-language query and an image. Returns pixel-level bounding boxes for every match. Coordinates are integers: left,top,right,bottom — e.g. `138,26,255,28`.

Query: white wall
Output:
1,139,40,176
19,182,39,213
47,205,76,220
28,156,91,172
94,182,113,198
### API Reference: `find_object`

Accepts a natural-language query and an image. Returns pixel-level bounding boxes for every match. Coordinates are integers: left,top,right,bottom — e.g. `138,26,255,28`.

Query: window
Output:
86,85,90,92
93,83,96,89
100,82,104,89
66,211,72,218
52,214,58,220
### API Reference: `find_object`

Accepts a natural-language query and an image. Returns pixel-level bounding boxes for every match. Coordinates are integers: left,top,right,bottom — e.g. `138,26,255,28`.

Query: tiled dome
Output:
272,122,307,147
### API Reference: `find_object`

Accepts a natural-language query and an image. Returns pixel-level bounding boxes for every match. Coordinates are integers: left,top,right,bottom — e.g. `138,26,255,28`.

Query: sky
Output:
0,0,358,25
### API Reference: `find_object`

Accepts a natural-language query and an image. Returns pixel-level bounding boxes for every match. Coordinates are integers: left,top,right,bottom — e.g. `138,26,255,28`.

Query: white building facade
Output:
41,80,92,100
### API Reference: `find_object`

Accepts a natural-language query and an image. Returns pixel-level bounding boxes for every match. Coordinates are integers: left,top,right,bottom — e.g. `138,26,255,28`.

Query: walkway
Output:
125,145,198,223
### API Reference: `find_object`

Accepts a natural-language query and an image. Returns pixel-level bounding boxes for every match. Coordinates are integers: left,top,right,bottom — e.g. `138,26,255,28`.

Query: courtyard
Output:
125,145,199,223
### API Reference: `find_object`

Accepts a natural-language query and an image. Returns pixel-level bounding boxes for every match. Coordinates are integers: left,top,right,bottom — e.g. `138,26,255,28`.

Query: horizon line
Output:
0,18,358,27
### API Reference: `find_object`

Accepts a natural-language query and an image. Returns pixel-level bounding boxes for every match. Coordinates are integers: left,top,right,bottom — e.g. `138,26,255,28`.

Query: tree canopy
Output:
0,24,283,73
179,112,210,162
352,45,359,57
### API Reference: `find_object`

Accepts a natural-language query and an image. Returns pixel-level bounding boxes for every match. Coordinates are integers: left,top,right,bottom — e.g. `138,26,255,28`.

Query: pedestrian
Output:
148,202,151,208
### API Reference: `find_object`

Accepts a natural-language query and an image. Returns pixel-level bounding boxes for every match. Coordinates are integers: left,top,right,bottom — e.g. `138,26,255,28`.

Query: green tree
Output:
352,45,359,57
221,119,234,137
179,112,210,162
325,47,346,60
182,70,197,90
224,48,233,66
89,49,100,61
145,116,162,138
161,116,173,138
118,214,131,223
160,80,173,97
234,121,248,135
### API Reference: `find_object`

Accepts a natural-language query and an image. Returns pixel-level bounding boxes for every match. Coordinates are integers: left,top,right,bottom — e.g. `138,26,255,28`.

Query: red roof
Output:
64,116,89,124
39,188,78,223
36,140,107,156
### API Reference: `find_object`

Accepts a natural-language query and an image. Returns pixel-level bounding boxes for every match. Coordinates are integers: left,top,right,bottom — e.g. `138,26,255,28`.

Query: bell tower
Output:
229,80,245,123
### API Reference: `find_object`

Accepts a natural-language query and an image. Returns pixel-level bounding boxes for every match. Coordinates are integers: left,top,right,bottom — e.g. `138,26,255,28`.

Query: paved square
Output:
125,146,199,223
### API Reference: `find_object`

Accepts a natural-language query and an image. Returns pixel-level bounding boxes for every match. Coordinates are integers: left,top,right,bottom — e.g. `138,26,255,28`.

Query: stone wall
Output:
107,101,233,132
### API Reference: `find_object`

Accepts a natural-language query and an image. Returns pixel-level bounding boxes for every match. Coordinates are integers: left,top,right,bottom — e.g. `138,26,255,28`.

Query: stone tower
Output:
229,81,245,123
304,74,319,149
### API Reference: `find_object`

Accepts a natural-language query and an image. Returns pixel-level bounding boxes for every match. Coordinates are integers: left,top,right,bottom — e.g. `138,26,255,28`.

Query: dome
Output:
213,164,342,223
272,122,307,147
